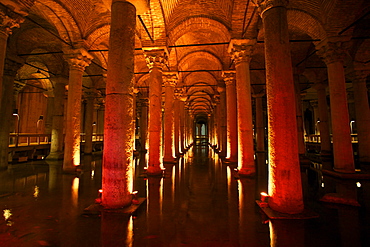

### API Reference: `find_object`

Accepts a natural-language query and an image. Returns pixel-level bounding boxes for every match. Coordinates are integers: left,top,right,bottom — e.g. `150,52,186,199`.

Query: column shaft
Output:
84,95,95,154
315,84,331,154
327,61,354,172
47,78,66,159
163,73,177,163
140,99,148,152
102,0,136,208
353,72,370,163
223,72,238,163
260,1,303,213
255,94,265,152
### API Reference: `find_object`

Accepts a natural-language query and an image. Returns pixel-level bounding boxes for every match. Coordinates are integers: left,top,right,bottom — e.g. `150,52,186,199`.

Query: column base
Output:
319,193,360,207
256,200,319,219
238,167,256,177
46,152,64,160
146,166,165,177
83,197,146,216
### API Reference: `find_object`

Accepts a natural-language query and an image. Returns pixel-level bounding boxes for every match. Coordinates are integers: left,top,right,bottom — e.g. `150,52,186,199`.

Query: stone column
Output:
47,77,67,160
179,95,187,153
313,82,331,155
294,75,306,159
222,71,238,163
229,39,256,176
84,90,96,154
217,85,227,157
43,92,54,135
253,92,265,153
174,88,182,157
352,69,370,164
0,7,23,106
139,98,149,152
0,58,23,169
163,72,177,163
258,0,303,214
316,37,355,173
102,0,136,209
144,48,167,175
63,48,92,172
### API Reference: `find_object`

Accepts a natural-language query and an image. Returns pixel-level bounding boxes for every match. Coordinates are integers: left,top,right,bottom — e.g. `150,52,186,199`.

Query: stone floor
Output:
0,144,369,246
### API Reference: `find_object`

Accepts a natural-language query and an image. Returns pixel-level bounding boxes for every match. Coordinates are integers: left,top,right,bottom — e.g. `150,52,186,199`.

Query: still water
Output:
0,145,369,246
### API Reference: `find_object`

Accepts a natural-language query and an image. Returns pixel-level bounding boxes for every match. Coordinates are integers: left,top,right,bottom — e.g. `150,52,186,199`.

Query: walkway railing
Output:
9,133,104,147
305,134,358,143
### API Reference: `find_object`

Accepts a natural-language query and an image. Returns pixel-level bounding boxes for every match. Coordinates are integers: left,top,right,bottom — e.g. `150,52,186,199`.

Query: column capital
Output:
0,6,25,36
63,47,93,72
143,47,168,70
163,71,178,87
14,80,26,93
222,70,236,86
228,39,256,64
252,91,265,98
254,0,289,15
315,36,351,65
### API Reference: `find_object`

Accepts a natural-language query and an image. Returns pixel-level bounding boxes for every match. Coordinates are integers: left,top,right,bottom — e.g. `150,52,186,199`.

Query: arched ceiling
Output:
3,0,370,118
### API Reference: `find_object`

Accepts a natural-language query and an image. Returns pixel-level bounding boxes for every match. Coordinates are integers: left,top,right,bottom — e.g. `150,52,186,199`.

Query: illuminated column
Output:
258,0,303,213
47,77,67,160
352,69,370,164
102,0,136,209
144,48,168,175
222,71,238,163
229,39,256,176
253,91,265,153
163,72,177,163
0,7,23,107
217,85,227,157
313,82,331,155
213,95,221,149
84,90,96,154
63,48,92,172
139,98,149,152
0,58,23,169
316,37,355,173
174,88,182,156
179,96,186,153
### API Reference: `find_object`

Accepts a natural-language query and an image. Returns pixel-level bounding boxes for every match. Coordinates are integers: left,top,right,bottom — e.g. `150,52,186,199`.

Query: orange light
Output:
260,192,270,202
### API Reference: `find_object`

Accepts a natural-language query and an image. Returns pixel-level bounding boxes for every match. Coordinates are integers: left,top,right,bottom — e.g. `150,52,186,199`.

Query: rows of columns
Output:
0,0,369,215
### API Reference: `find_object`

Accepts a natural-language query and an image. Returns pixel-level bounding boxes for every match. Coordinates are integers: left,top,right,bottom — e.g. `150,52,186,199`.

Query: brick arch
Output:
287,9,327,40
169,17,231,45
34,0,82,44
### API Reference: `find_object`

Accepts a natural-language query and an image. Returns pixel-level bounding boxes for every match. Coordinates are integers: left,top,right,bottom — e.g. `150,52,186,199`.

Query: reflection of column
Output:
0,58,23,169
269,220,305,247
222,71,238,163
101,211,130,247
163,72,177,163
313,82,331,155
47,77,67,160
258,0,303,213
229,39,256,176
63,47,92,172
147,177,162,238
83,90,96,154
316,37,355,173
144,48,167,175
102,0,136,209
352,69,370,164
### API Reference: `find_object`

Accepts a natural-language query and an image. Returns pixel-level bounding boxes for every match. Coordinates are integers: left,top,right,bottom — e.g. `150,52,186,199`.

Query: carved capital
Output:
0,6,25,35
222,70,236,86
316,37,350,65
143,48,168,70
254,0,289,15
163,71,178,87
63,48,93,71
228,39,256,64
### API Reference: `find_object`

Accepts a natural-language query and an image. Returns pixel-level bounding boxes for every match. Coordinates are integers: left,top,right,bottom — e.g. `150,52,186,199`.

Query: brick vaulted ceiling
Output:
3,0,370,117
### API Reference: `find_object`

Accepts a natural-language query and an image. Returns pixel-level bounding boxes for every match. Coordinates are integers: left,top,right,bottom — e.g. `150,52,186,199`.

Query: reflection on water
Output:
0,148,369,246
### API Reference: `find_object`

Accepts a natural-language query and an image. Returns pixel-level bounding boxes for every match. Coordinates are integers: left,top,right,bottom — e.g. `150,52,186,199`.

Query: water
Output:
0,146,369,246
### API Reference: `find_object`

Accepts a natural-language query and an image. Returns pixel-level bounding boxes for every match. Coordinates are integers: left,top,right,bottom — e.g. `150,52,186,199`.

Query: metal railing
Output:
304,134,358,143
